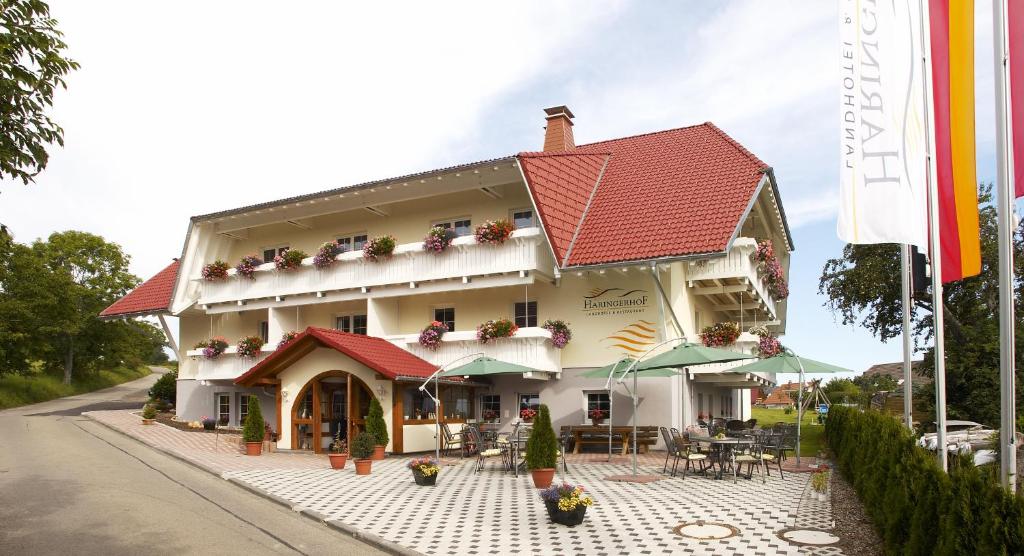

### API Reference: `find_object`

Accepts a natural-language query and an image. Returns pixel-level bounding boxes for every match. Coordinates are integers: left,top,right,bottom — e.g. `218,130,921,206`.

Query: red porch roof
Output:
99,260,179,318
235,327,436,386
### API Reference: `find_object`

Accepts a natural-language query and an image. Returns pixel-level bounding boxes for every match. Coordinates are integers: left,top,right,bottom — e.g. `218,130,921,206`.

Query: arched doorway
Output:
290,370,374,453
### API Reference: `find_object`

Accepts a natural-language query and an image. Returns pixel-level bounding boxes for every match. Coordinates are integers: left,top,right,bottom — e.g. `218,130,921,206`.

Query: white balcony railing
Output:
692,333,775,386
195,228,546,307
686,237,779,319
386,327,561,375
185,345,275,381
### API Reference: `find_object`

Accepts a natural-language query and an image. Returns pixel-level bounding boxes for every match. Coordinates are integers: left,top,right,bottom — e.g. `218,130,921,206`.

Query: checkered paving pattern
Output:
88,410,844,555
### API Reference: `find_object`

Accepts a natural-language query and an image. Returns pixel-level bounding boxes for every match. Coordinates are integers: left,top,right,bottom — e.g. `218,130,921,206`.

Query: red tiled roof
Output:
761,388,795,406
236,327,436,385
519,123,768,267
99,260,179,318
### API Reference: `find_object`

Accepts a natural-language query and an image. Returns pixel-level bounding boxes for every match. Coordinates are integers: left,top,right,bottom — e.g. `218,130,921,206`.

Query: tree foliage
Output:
819,185,1024,426
242,395,263,443
0,227,167,381
365,396,388,447
0,0,79,184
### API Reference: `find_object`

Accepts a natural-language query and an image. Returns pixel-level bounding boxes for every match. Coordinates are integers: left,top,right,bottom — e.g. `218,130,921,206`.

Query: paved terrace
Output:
87,410,842,556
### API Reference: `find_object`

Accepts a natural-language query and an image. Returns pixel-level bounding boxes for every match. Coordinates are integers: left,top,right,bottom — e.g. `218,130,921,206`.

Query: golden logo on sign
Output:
602,320,657,355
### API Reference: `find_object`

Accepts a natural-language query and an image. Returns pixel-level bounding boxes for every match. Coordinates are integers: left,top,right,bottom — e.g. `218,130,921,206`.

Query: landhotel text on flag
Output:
837,0,928,250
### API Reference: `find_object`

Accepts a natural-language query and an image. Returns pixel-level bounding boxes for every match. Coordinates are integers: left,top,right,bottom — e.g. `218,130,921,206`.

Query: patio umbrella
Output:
581,358,680,461
728,350,851,466
634,342,756,370
439,356,541,378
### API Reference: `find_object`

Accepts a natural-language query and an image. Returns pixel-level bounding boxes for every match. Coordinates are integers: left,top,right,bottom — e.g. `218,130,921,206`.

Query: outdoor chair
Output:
667,428,708,479
759,432,785,478
734,440,766,483
745,418,758,429
726,419,747,432
467,426,503,473
440,422,464,457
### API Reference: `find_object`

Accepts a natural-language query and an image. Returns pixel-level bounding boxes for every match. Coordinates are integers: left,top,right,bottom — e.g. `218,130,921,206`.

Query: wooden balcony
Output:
185,345,275,381
194,227,548,311
385,327,561,376
686,237,781,322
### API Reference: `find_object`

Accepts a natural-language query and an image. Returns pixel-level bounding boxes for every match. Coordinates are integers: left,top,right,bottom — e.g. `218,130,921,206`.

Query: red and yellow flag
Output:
929,0,981,283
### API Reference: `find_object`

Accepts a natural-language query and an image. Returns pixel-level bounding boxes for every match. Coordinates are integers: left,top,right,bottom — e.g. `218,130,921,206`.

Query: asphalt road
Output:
0,368,385,556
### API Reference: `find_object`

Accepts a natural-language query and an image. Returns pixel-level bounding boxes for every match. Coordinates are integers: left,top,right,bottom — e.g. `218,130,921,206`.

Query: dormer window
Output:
432,218,472,237
511,208,535,229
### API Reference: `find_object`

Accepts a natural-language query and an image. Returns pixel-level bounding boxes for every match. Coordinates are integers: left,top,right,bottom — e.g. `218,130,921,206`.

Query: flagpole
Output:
992,0,1017,491
900,244,914,430
919,0,948,471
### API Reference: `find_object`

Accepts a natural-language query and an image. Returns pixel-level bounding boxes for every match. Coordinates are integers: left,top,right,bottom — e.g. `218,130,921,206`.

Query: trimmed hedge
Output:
826,406,1024,555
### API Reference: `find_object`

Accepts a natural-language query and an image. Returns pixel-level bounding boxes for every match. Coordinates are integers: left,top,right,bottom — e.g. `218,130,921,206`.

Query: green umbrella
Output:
635,342,755,370
439,356,541,377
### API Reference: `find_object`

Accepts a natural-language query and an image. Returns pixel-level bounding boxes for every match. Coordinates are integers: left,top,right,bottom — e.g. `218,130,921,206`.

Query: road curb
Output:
81,412,419,556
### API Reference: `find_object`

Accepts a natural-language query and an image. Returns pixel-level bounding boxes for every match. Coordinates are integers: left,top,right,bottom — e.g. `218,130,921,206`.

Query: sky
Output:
0,1,1006,383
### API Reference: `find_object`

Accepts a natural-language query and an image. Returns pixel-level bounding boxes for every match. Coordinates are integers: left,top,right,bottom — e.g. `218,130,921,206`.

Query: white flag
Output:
837,0,929,249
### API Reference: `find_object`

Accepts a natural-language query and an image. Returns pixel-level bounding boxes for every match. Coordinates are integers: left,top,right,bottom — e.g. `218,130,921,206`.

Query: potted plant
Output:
474,219,515,245
482,409,499,423
365,397,388,460
751,239,789,300
194,337,228,359
541,319,572,348
351,431,375,475
525,404,558,488
812,470,829,501
235,254,262,279
201,416,216,430
242,395,264,456
588,408,606,426
362,235,396,261
408,457,440,486
327,430,348,469
476,318,518,343
423,225,455,253
141,404,157,425
699,322,740,347
418,320,448,350
236,335,264,358
313,241,341,269
201,260,230,281
274,248,307,270
520,407,537,423
540,483,594,526
277,330,300,349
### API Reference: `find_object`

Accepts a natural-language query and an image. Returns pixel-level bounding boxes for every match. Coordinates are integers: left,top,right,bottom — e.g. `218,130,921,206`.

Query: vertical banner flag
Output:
929,0,981,283
1009,0,1024,197
838,1,929,249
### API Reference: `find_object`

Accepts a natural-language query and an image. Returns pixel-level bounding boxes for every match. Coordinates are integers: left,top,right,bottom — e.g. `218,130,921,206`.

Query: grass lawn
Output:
751,406,828,458
0,366,152,410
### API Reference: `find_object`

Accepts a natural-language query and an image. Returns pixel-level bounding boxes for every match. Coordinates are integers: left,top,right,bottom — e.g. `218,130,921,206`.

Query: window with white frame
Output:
514,301,537,328
433,307,455,331
584,391,610,420
511,208,535,229
216,393,231,425
261,245,289,264
336,232,368,253
432,217,472,237
258,321,269,344
518,393,539,416
336,314,368,335
480,394,500,421
239,394,249,425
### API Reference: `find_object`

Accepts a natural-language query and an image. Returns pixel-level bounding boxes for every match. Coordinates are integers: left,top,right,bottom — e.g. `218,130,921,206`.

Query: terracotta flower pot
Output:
372,445,386,460
328,453,348,469
531,468,555,489
591,418,604,427
354,459,373,475
142,419,155,425
245,441,263,456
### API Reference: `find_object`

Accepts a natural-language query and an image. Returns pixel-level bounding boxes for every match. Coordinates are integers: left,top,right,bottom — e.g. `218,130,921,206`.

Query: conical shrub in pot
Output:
365,397,389,460
351,431,376,475
242,395,264,456
525,404,558,488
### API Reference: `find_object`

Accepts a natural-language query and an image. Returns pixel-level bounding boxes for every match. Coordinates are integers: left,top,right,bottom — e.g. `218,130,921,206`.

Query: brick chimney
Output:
542,105,575,152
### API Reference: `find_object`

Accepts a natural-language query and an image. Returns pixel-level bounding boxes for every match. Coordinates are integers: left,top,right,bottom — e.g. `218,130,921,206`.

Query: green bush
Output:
141,404,157,419
525,404,558,469
350,431,375,460
242,395,264,443
826,406,1024,554
148,369,177,402
365,396,388,447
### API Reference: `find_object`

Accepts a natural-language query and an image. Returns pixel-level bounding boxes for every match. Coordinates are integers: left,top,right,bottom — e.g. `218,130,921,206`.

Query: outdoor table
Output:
568,425,634,455
688,436,751,482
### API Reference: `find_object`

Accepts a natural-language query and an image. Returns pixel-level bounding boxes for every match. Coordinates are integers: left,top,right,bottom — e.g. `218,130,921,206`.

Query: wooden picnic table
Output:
566,425,646,455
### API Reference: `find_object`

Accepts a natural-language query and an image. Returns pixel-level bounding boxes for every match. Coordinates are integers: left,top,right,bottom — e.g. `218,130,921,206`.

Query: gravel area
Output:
154,411,238,434
830,468,884,556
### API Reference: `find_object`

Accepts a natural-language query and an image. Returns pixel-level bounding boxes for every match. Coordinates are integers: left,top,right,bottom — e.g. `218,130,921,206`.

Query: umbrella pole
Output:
632,366,638,476
795,353,806,467
608,383,613,462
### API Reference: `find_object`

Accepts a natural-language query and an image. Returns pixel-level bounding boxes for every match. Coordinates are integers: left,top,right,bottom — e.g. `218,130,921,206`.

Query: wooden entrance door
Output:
291,371,373,454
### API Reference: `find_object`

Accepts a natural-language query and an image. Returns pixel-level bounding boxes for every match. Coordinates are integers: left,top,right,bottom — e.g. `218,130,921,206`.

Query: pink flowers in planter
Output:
477,318,518,343
699,322,740,347
418,321,448,350
277,331,300,350
542,319,572,349
423,226,455,254
236,254,262,279
194,337,228,359
751,239,789,301
749,325,783,358
474,219,514,245
274,248,307,270
202,260,230,281
363,235,396,261
236,336,265,358
313,242,341,269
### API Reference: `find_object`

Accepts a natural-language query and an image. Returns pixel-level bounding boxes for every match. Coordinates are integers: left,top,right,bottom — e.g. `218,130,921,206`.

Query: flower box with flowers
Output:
482,409,499,423
749,325,783,358
541,319,572,349
274,249,307,271
277,331,300,350
476,318,518,344
313,241,343,269
520,407,537,422
474,219,515,245
235,254,262,279
407,457,440,486
751,239,789,301
363,235,396,261
587,408,606,425
418,321,448,350
194,337,229,359
539,483,594,526
202,260,230,281
236,335,265,358
700,322,740,347
422,225,455,254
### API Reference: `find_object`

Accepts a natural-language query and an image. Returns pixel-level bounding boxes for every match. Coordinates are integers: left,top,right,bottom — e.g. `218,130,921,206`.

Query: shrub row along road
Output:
0,368,383,556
